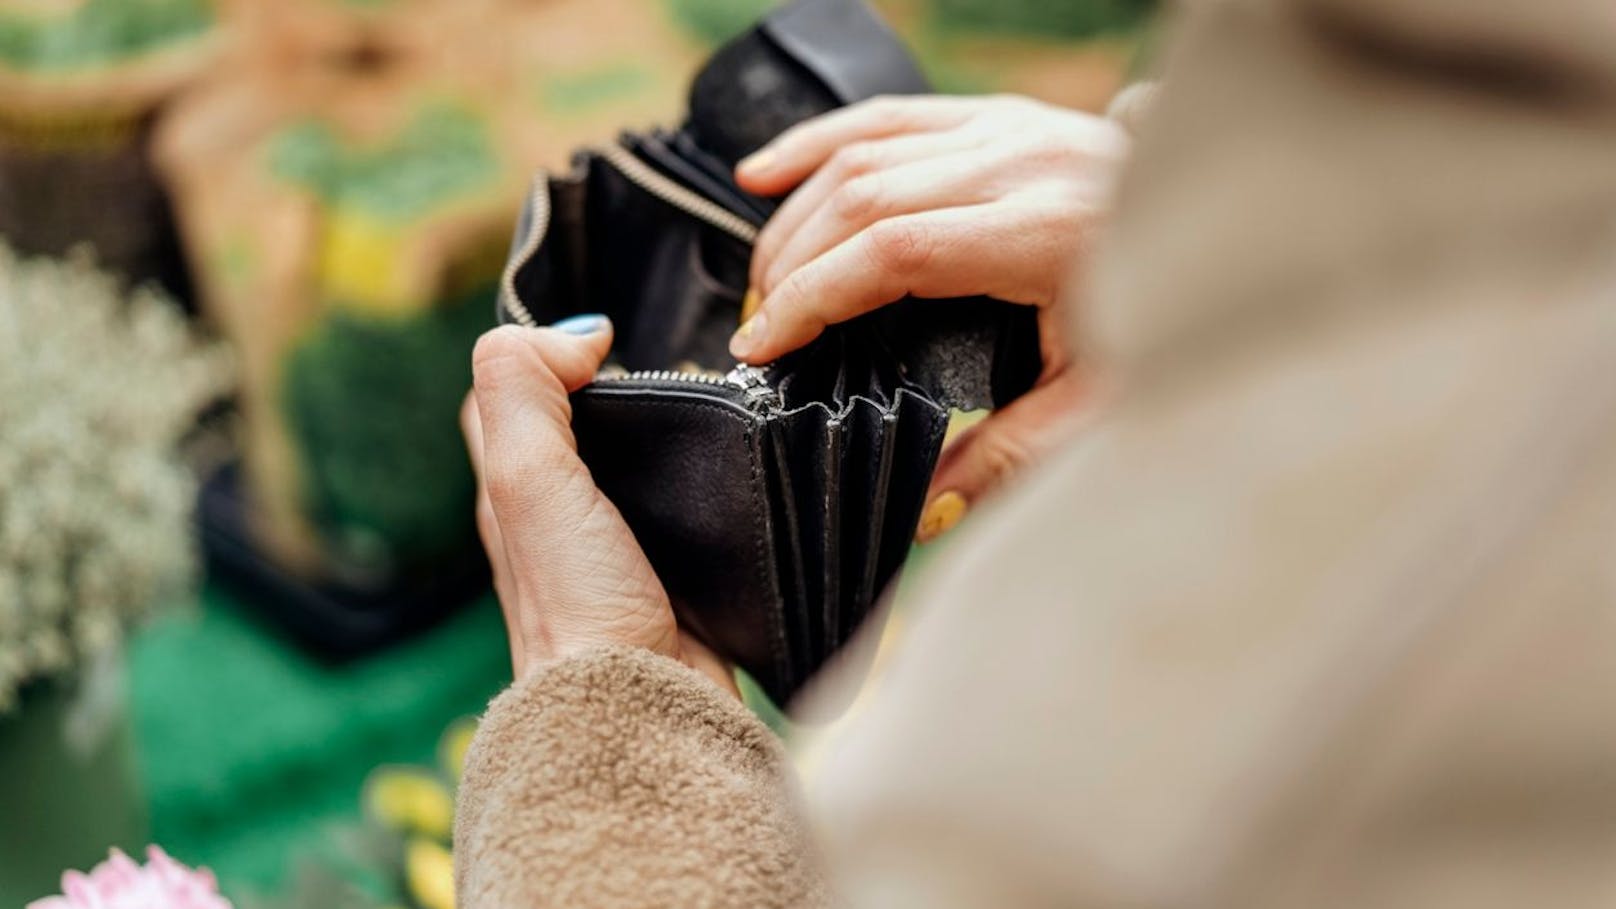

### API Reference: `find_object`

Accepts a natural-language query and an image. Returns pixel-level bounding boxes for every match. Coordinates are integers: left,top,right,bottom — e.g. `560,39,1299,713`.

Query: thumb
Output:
470,316,613,507
471,316,613,433
916,370,1086,543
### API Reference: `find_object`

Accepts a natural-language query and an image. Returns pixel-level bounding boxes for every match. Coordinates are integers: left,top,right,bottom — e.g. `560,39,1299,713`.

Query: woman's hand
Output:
730,94,1128,540
462,316,737,694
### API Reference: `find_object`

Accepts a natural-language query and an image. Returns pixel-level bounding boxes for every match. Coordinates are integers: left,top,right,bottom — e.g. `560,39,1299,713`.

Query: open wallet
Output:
496,0,1041,705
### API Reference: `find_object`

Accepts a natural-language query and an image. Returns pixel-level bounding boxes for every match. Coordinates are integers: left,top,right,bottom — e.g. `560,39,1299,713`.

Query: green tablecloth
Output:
128,585,510,899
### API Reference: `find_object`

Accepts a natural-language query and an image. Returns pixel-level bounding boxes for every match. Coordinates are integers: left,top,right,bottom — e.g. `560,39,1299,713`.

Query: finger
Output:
731,200,1086,363
916,371,1087,542
464,393,521,668
472,317,613,407
481,487,526,673
462,392,525,672
471,319,613,537
460,390,487,484
734,95,983,196
760,149,1005,296
748,129,988,292
471,318,612,448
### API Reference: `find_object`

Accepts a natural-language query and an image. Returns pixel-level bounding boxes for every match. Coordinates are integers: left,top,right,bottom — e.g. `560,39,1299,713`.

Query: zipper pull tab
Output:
726,364,780,408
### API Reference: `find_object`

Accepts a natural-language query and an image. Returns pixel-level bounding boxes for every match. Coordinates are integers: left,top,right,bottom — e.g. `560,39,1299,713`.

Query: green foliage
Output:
736,669,791,737
239,828,401,909
930,0,1156,39
281,285,491,570
541,63,657,116
907,42,993,96
128,593,509,896
0,245,230,709
0,0,212,72
269,104,498,222
665,0,774,47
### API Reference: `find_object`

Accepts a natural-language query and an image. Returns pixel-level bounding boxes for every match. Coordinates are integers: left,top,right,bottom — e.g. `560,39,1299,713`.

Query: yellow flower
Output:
439,718,477,781
405,837,456,909
364,767,455,841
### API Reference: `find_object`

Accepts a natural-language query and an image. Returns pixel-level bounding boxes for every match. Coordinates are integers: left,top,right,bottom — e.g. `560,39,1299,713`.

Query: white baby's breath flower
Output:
0,244,232,709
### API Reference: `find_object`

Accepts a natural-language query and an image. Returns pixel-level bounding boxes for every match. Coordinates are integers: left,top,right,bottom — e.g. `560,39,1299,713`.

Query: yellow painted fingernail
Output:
916,491,967,542
741,287,762,323
729,310,767,358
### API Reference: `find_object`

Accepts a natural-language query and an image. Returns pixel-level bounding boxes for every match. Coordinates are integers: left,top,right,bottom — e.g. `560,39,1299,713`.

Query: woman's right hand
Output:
729,94,1130,539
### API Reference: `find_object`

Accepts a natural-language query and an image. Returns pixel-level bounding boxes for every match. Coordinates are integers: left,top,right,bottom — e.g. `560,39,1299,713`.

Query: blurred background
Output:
0,0,1150,905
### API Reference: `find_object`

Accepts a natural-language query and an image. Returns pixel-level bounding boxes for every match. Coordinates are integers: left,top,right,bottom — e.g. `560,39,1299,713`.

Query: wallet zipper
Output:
500,176,550,329
594,364,781,410
500,143,758,330
595,143,760,245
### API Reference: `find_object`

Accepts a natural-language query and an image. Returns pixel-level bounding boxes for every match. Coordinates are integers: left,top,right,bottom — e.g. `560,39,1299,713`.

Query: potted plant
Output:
0,245,230,905
0,0,219,301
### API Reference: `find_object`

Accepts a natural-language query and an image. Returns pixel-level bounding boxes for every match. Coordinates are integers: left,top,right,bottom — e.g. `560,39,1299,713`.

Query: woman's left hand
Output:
461,318,737,695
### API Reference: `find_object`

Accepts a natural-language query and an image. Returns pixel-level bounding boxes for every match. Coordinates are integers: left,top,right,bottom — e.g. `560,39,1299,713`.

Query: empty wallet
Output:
497,0,1040,705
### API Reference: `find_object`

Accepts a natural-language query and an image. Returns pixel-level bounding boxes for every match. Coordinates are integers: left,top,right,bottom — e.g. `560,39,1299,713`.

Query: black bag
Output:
497,0,1039,705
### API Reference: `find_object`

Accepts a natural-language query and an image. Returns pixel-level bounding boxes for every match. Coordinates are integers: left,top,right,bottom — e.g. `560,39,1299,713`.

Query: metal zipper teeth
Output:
498,175,548,329
595,143,760,245
594,364,781,409
599,368,729,385
499,143,759,329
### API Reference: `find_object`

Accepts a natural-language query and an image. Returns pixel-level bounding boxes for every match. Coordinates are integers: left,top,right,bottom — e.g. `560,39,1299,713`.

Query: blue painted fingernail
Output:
551,313,608,335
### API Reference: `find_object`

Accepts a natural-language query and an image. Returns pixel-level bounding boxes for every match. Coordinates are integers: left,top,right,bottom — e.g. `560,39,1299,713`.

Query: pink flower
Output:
28,846,233,909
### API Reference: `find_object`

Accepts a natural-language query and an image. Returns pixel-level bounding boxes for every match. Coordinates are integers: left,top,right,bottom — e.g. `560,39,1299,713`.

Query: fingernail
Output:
740,287,762,323
551,313,608,335
729,310,767,358
737,149,774,175
916,490,967,543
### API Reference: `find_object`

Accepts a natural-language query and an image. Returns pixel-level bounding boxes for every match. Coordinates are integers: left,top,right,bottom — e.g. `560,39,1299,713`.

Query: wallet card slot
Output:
765,419,812,688
668,128,776,223
777,329,857,410
780,406,839,677
820,416,843,662
628,130,769,227
866,390,948,619
841,398,897,647
858,357,892,408
776,368,829,410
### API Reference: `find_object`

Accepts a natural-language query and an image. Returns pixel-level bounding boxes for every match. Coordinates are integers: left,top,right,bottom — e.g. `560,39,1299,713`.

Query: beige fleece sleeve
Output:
453,645,828,909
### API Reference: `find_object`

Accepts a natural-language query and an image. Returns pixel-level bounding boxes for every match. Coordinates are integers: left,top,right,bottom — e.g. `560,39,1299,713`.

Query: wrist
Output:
516,621,682,681
514,636,739,702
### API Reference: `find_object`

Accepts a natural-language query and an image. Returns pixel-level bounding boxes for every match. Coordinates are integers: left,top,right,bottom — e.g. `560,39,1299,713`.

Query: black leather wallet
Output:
497,0,1039,704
